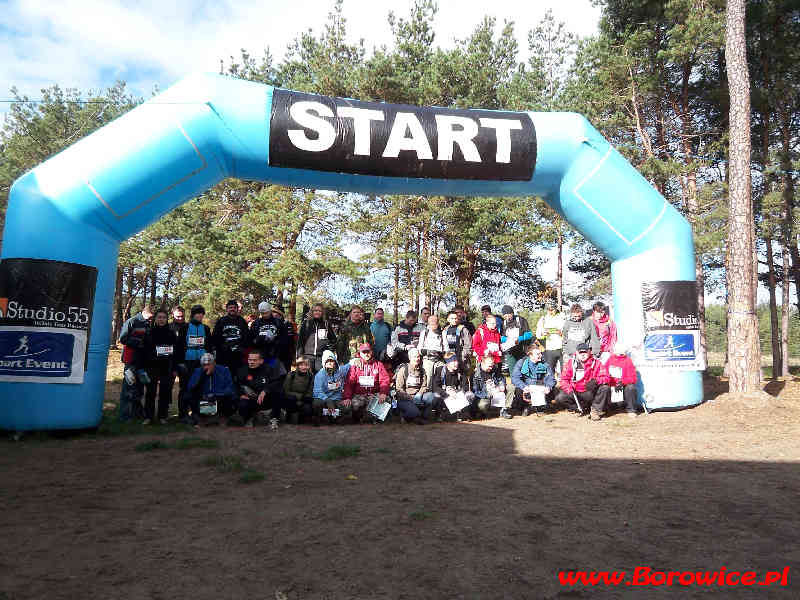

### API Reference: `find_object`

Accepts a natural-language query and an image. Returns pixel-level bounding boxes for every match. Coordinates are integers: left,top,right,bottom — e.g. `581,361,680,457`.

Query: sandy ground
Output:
1,369,799,599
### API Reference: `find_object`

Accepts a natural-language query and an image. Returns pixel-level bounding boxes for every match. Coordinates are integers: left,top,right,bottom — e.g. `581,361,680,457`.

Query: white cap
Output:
258,301,272,313
200,353,215,365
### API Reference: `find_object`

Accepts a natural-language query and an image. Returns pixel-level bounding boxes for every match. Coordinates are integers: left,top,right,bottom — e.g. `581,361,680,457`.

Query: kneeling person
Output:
432,353,474,421
342,343,391,423
283,357,315,424
186,353,236,424
471,355,508,419
394,348,434,423
554,343,610,420
235,351,284,427
511,345,556,416
606,342,639,416
312,350,351,424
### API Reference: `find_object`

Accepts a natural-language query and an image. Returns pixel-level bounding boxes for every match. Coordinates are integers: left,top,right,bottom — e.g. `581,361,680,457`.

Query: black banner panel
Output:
269,89,537,181
0,259,97,384
639,280,703,370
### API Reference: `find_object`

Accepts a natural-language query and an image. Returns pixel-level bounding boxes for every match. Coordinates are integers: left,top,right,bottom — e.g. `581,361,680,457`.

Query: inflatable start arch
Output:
0,74,704,431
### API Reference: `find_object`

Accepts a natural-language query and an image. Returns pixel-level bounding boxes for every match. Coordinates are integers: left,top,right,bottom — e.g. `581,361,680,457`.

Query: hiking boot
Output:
269,418,279,431
141,419,152,425
589,408,602,421
413,417,425,425
627,411,639,418
522,407,531,417
500,409,513,419
227,414,244,426
288,412,299,425
159,419,168,425
244,419,255,428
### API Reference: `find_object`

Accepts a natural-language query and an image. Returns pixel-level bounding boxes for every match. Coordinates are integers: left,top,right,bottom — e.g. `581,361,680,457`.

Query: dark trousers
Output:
285,395,314,422
615,384,638,413
554,384,611,413
238,392,282,422
145,364,174,420
177,360,200,418
188,389,235,419
543,350,562,374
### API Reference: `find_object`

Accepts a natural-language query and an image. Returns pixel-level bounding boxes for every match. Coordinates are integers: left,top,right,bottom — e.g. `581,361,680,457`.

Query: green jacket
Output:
283,370,314,402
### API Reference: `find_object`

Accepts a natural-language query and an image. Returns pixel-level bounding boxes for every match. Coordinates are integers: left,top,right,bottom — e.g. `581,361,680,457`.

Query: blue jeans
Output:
118,365,144,421
397,392,435,419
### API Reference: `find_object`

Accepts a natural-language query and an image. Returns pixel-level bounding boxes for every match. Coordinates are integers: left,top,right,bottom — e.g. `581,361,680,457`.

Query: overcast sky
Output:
1,0,602,101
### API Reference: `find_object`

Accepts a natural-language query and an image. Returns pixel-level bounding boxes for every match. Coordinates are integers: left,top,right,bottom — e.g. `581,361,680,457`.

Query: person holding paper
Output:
554,342,611,421
432,353,474,421
393,348,433,424
312,350,352,425
511,345,556,417
499,305,533,376
561,303,599,359
442,310,473,370
605,342,639,416
535,299,566,374
186,353,236,425
471,355,510,419
472,315,502,366
342,343,391,423
296,303,337,373
590,301,618,362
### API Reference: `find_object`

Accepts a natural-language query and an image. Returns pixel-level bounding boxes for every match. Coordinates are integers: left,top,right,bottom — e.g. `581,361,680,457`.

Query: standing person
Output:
335,305,374,364
175,305,213,423
170,306,185,336
271,304,294,371
186,353,236,425
233,350,284,428
142,308,178,424
499,304,533,376
591,301,617,361
536,300,566,374
454,304,476,336
387,310,425,369
296,303,337,373
370,307,393,361
562,303,600,359
312,350,352,425
118,305,154,422
342,343,391,423
419,307,432,326
442,310,473,371
605,342,639,416
393,347,434,423
472,315,502,367
250,301,288,363
471,355,509,419
511,345,556,417
432,353,473,421
480,304,503,332
417,314,446,391
554,343,611,421
283,357,315,424
212,299,249,373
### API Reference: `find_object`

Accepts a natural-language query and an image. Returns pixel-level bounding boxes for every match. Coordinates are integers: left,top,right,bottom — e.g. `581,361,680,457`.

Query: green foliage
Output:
317,444,361,461
134,440,170,452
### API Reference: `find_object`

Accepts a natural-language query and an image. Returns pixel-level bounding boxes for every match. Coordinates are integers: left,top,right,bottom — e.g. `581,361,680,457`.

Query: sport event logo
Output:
0,331,74,378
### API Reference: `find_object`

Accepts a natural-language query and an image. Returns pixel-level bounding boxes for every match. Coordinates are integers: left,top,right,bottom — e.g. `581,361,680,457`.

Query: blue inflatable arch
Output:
0,73,702,430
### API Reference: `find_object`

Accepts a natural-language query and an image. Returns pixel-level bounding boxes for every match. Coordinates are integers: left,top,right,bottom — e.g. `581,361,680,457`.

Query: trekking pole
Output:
572,391,585,415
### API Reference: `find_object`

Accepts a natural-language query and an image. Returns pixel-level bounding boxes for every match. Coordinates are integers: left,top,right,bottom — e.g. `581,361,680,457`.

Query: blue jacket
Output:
313,363,351,403
472,368,506,399
370,320,393,357
511,357,556,389
188,364,235,398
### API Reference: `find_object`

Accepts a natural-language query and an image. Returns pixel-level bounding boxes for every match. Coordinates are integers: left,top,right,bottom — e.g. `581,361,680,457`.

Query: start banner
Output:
638,281,705,371
0,258,97,384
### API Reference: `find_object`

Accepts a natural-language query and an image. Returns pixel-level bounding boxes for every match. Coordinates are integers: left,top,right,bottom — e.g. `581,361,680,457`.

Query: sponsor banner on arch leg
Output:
638,280,705,371
0,259,97,384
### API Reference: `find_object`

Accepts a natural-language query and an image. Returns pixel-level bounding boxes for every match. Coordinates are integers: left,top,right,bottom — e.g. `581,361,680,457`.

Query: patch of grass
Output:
239,469,265,484
375,447,391,454
317,444,361,461
172,437,219,450
409,510,433,521
203,454,245,472
134,440,170,452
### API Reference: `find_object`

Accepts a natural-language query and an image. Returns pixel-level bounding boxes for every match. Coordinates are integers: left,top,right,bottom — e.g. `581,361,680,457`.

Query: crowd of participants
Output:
117,298,641,428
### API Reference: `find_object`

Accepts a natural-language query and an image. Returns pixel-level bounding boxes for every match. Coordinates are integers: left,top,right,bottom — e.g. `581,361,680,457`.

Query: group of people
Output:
117,298,640,428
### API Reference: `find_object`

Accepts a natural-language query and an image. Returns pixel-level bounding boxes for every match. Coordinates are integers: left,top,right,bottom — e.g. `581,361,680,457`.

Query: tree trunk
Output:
725,0,762,392
393,236,400,325
765,237,782,378
288,280,297,323
781,247,791,377
149,269,157,307
111,266,124,347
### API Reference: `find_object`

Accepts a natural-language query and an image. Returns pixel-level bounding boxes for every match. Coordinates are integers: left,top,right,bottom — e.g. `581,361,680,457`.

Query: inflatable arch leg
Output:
0,73,702,430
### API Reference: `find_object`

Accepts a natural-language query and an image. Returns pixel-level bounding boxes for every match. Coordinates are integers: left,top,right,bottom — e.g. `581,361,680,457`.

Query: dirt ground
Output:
1,372,799,599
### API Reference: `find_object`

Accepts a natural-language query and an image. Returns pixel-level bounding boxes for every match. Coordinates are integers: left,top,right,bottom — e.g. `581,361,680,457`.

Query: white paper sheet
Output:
367,396,391,421
444,390,470,414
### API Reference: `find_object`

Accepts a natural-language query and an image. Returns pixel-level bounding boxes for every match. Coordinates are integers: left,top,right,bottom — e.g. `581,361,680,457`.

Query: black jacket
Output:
236,363,283,399
296,317,337,358
119,312,151,365
212,314,249,354
142,324,179,370
249,316,288,360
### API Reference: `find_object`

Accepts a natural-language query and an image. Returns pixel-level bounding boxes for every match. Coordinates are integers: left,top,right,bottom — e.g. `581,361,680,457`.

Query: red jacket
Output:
472,324,502,364
592,314,618,354
605,353,637,386
559,353,609,393
343,358,391,400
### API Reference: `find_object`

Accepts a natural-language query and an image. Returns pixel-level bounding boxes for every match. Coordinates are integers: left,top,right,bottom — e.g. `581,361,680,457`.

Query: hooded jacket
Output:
559,353,609,394
313,349,352,403
297,316,336,359
472,323,502,364
511,357,556,390
562,316,600,357
187,364,235,398
605,353,637,386
592,313,618,355
342,356,391,400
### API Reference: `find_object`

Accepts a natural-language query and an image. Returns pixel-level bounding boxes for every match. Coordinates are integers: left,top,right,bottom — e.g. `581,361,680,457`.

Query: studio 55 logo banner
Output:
0,258,97,384
638,281,705,371
269,89,537,181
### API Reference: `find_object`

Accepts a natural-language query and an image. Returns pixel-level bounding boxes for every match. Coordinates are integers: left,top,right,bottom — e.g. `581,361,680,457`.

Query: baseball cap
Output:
576,343,590,353
258,301,272,313
501,304,514,315
358,343,372,352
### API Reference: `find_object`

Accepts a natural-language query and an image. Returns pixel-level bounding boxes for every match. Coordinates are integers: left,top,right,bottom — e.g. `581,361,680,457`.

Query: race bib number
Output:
574,368,585,381
322,408,340,417
447,334,457,345
406,375,421,388
317,328,327,340
609,366,623,379
486,342,500,353
569,328,584,342
156,345,173,357
358,375,375,387
486,380,505,393
188,336,204,347
505,327,519,341
327,380,340,391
